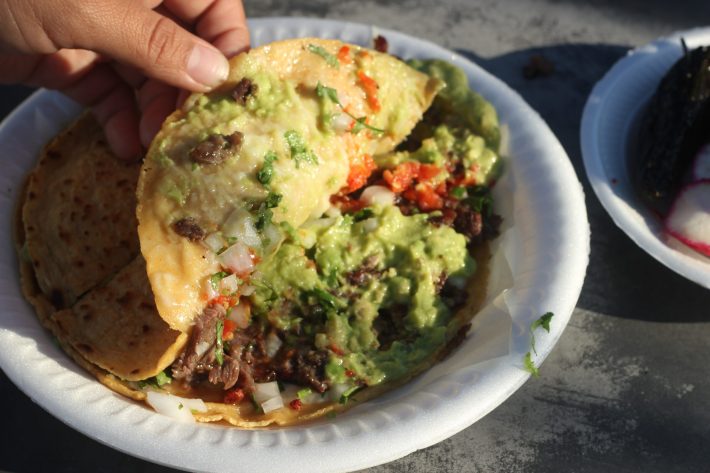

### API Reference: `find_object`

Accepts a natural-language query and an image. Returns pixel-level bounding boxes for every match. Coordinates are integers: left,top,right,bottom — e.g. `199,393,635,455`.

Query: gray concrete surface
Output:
2,1,710,472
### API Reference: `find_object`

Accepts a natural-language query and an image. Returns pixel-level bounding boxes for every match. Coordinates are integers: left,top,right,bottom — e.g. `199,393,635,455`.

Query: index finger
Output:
163,0,250,57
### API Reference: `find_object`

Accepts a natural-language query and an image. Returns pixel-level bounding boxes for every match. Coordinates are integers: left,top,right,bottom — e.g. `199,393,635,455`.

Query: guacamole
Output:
251,205,474,386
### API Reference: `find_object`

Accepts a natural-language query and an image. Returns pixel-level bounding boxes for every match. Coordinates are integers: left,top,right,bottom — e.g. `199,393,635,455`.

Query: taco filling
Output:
17,38,503,427
136,43,502,421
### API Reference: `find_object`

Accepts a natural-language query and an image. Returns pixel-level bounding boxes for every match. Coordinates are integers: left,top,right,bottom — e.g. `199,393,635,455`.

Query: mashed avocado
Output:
251,205,474,386
376,59,502,186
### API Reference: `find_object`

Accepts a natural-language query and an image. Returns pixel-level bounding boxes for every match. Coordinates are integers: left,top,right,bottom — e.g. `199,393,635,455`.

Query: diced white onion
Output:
145,391,206,423
240,284,256,296
262,222,283,255
223,209,262,248
298,228,317,249
219,274,240,294
203,278,218,300
203,232,224,253
195,340,211,358
227,302,250,329
217,242,255,275
360,185,395,206
265,332,283,358
253,381,281,404
361,217,379,233
331,112,353,133
325,206,342,218
261,395,284,414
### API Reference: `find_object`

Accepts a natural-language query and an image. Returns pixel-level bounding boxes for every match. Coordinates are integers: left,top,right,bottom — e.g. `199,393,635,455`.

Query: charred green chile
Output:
635,43,710,211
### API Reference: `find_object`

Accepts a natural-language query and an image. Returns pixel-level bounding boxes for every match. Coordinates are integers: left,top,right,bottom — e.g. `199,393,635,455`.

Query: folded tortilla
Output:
137,38,441,333
17,38,495,427
17,113,185,383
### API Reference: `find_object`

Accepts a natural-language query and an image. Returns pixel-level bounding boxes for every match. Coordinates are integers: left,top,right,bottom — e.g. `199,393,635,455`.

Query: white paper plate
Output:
0,18,589,472
581,27,710,289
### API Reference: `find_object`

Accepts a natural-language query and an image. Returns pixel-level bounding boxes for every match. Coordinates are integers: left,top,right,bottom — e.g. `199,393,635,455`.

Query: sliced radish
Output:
692,144,710,181
664,180,710,257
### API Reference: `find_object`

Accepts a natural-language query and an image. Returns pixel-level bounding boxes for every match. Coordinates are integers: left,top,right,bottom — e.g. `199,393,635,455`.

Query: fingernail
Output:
187,44,229,88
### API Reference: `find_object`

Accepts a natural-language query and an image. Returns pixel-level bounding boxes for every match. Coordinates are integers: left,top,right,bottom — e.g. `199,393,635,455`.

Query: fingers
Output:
137,79,178,148
46,0,230,92
163,0,250,57
62,64,143,160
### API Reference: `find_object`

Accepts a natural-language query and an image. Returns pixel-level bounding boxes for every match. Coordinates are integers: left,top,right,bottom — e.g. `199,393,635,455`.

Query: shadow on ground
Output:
459,43,710,323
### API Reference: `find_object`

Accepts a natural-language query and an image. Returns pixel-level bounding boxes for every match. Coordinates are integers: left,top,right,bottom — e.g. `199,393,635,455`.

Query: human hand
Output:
0,0,249,159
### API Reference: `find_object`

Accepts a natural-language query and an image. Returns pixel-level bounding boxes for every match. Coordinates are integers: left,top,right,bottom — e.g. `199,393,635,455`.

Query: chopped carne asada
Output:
172,217,205,241
189,132,244,165
232,77,259,105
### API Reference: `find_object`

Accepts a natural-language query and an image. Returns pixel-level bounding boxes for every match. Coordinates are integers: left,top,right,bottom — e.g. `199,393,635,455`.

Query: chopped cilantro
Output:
254,192,283,230
265,192,283,208
316,82,342,106
339,385,363,405
137,370,172,389
351,116,385,135
209,271,229,291
155,370,172,387
257,151,278,186
531,312,554,333
310,287,343,309
297,388,313,401
464,186,494,216
315,83,384,135
255,207,273,230
450,186,467,199
352,208,375,222
225,236,238,246
178,402,184,410
284,130,318,167
215,320,224,366
523,312,554,376
307,44,339,68
523,352,539,377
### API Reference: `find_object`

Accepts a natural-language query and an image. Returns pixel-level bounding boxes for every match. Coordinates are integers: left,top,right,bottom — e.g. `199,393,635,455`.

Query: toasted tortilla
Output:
22,114,140,309
137,38,441,333
17,113,184,382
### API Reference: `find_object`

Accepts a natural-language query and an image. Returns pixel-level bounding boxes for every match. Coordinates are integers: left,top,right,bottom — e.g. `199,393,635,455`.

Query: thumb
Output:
63,1,230,92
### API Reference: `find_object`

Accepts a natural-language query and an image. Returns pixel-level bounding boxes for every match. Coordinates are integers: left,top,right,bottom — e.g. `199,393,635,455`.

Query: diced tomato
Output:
346,154,377,193
345,369,355,378
212,294,239,309
384,161,420,193
289,399,303,411
357,70,381,112
337,45,351,64
223,319,237,337
402,187,418,202
330,344,345,356
223,388,245,404
435,180,448,195
248,248,261,265
419,164,441,180
415,184,444,211
331,193,366,213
